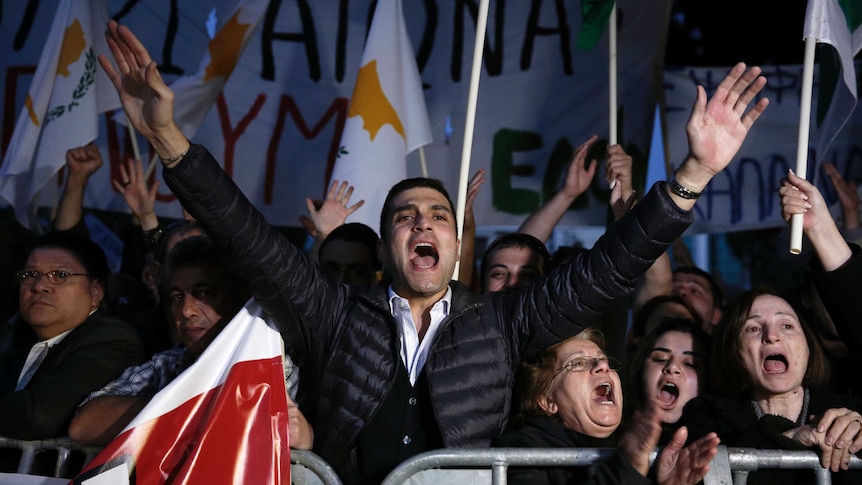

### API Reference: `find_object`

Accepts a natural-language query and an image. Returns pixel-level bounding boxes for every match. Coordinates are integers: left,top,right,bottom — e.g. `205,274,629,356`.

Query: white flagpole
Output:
790,36,817,255
419,146,428,177
609,2,617,146
608,2,618,189
453,0,490,276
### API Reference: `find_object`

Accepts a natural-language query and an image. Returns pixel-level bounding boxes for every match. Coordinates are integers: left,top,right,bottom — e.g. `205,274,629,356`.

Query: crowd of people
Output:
0,19,860,485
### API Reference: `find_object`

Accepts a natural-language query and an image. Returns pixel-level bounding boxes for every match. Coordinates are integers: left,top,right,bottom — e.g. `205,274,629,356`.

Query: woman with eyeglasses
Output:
494,328,720,485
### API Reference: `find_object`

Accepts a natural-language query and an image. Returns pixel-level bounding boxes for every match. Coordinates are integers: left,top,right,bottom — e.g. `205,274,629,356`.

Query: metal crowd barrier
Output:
3,438,861,485
379,447,862,485
0,438,341,484
291,450,343,485
0,436,101,478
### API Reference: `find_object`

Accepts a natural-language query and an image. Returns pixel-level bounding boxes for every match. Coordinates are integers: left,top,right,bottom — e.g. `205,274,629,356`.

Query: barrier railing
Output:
290,450,343,485
3,438,860,485
0,436,101,478
379,447,862,485
0,438,341,484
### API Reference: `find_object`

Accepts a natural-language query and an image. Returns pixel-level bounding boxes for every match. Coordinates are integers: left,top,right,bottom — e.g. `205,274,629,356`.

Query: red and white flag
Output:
71,300,291,485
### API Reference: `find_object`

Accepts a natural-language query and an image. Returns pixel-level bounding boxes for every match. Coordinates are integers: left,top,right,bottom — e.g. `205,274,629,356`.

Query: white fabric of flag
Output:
0,0,119,229
804,0,862,156
170,0,269,139
330,0,433,234
73,299,291,484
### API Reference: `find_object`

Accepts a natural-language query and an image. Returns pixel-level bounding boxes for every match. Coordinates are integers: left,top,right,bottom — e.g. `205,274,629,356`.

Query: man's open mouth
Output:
411,242,439,269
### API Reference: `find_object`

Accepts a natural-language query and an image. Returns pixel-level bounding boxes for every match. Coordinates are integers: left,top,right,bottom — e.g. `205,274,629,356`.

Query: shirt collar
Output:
387,284,452,316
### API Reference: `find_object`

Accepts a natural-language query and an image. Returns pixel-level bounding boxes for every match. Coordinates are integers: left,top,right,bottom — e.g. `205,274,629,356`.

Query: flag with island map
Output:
169,0,269,140
0,0,119,230
330,0,433,234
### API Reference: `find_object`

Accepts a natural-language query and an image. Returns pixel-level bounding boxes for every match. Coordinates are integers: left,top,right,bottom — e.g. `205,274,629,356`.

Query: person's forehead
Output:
26,247,83,269
169,263,221,289
556,338,602,360
748,294,797,317
489,245,542,265
653,331,694,351
673,273,711,291
390,187,451,210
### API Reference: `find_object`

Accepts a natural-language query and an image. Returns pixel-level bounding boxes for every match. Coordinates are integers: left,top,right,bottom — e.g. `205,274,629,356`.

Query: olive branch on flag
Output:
44,48,95,126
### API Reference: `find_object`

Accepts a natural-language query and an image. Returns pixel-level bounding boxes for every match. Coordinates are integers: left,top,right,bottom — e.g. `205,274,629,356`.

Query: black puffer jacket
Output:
163,144,692,482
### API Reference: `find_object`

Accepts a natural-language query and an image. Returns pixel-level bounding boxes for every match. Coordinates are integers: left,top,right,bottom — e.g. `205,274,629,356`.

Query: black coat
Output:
494,415,650,485
0,311,146,439
164,144,693,482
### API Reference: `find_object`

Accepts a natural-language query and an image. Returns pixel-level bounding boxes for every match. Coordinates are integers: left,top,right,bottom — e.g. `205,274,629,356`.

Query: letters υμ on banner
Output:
330,0,433,235
0,0,118,230
72,300,291,485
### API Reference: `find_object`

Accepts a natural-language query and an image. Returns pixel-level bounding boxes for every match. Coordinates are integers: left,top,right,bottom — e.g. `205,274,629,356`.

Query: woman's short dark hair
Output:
27,232,110,289
516,328,605,423
713,287,830,396
625,318,711,421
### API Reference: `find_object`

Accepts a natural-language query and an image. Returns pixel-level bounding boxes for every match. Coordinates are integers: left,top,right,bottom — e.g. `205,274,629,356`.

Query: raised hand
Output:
562,135,598,199
299,180,365,240
113,157,160,230
822,162,860,230
605,143,632,197
676,63,769,194
605,144,636,220
656,427,720,485
779,169,831,234
780,169,851,270
616,399,663,476
65,143,104,178
464,168,486,229
99,21,188,162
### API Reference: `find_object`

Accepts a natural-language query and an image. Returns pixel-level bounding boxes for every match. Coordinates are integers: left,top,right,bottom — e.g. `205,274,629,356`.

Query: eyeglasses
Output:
552,355,617,380
16,270,89,285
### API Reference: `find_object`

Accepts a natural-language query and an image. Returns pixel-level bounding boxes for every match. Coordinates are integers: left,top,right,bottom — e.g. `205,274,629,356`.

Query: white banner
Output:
663,64,862,234
1,0,669,228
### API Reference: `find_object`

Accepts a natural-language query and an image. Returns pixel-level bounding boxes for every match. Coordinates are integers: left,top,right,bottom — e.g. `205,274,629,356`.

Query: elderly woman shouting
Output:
677,287,862,484
494,328,720,485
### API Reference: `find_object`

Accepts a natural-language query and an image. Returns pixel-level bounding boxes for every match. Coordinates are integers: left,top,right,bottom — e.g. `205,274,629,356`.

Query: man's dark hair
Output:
319,222,381,270
379,178,456,241
162,235,245,299
27,232,110,289
153,219,204,265
479,232,551,291
673,266,724,308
